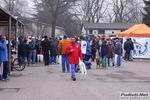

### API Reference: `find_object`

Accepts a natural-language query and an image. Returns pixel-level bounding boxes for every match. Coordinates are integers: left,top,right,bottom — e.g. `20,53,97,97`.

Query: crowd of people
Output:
0,34,134,81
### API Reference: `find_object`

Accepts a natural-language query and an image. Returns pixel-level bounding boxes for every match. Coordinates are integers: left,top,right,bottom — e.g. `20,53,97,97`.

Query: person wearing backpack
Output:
28,37,37,66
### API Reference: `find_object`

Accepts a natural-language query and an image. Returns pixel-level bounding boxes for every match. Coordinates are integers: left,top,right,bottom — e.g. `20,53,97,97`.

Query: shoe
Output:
71,76,76,81
32,64,35,67
112,63,115,66
103,68,106,70
6,76,10,80
73,77,76,81
62,71,65,73
129,59,133,61
67,71,70,73
0,79,6,81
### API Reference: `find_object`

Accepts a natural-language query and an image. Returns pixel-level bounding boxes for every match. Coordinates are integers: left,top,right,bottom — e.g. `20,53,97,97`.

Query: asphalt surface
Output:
0,59,150,100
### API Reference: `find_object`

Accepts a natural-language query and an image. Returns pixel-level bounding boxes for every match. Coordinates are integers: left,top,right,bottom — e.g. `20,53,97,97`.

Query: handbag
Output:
79,59,87,75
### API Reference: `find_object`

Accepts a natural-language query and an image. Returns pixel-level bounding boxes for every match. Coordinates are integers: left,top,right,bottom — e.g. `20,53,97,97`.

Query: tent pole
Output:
8,16,11,77
16,20,18,58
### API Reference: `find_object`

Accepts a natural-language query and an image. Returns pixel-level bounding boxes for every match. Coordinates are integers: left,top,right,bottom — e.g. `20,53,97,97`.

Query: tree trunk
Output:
51,19,56,38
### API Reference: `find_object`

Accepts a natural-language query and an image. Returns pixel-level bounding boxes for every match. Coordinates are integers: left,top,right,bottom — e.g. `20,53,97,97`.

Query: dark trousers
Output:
3,61,9,79
43,50,49,65
107,58,114,66
91,51,96,61
82,54,86,62
85,55,91,61
125,50,130,60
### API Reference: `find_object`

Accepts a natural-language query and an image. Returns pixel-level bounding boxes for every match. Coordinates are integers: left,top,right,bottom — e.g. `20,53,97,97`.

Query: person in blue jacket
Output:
85,35,92,61
18,38,28,65
49,37,58,64
0,35,8,80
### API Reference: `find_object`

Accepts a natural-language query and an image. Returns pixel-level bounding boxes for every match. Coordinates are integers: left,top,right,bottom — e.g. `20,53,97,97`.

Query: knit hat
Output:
63,34,68,38
101,35,105,41
24,35,28,39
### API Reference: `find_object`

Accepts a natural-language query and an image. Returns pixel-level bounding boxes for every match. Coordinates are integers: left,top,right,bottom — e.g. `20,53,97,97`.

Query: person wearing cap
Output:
58,34,71,72
28,37,37,66
41,35,50,66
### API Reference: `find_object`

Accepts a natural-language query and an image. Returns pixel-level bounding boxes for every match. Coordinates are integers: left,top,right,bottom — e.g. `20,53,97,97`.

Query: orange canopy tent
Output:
118,24,150,37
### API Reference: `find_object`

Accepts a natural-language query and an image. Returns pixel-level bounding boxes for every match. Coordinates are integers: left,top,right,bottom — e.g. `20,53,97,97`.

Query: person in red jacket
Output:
65,37,82,81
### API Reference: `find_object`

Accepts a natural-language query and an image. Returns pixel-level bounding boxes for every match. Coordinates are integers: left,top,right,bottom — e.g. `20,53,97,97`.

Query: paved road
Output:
0,59,150,100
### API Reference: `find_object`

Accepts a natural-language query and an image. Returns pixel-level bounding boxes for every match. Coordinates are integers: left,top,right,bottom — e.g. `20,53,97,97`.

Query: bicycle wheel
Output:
12,58,26,71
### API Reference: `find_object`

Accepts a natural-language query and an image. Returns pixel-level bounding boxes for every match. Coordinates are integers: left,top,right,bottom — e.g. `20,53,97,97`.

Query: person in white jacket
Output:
78,36,87,62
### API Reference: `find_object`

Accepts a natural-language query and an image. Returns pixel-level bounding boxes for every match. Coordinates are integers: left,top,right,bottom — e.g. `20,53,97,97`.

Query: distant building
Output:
81,22,135,37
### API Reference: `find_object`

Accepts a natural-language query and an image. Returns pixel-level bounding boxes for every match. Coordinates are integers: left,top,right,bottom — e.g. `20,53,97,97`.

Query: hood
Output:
85,35,90,41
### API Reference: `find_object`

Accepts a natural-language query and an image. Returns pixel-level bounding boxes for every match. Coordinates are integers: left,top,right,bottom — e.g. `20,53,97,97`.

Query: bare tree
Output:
0,0,31,17
33,0,77,37
72,0,110,23
111,0,143,23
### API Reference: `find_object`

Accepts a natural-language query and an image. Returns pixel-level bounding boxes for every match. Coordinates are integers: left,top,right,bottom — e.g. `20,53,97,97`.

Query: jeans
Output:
115,54,121,67
61,54,70,71
20,55,26,64
130,50,133,60
50,56,57,64
71,64,77,77
28,49,36,64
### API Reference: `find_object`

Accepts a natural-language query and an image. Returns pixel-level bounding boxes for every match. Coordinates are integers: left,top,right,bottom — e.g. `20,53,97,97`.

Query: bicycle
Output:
11,51,26,71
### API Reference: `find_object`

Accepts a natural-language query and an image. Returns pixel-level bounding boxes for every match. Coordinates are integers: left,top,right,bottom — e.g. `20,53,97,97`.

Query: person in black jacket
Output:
91,37,98,62
41,35,50,66
124,38,134,61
